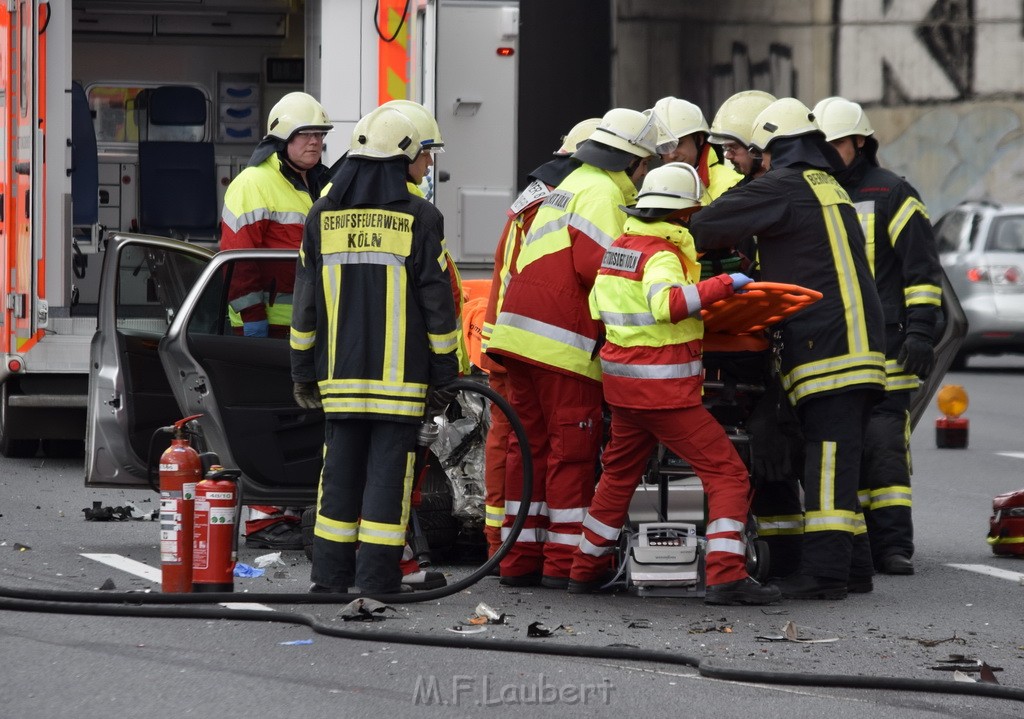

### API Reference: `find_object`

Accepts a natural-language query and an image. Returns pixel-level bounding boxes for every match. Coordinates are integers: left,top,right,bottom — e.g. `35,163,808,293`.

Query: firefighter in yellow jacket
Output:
290,107,460,594
568,162,781,606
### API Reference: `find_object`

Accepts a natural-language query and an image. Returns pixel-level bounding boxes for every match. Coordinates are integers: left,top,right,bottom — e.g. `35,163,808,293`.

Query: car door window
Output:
987,217,1024,253
934,211,969,254
116,244,209,329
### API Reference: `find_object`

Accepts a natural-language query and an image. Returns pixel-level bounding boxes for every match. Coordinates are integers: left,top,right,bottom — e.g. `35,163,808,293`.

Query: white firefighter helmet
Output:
556,117,602,155
623,162,705,218
749,97,820,152
813,96,875,142
708,90,777,146
588,108,660,158
266,92,333,141
652,97,710,140
380,99,445,152
348,107,422,162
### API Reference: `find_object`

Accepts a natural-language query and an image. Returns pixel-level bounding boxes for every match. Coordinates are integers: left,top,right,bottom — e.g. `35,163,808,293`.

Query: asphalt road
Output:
1,356,1023,718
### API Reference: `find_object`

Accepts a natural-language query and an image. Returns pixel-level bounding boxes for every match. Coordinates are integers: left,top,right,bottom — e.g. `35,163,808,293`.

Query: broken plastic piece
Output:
279,639,314,646
98,578,116,591
527,621,564,638
446,625,487,635
13,543,30,551
757,620,838,643
253,552,286,569
338,597,394,621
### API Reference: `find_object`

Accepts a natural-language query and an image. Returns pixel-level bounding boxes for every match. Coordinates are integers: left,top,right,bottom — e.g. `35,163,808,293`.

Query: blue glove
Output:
729,272,753,291
243,319,270,338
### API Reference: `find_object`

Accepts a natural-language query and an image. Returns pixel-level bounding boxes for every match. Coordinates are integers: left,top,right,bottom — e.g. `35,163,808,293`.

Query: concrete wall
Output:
614,0,1024,218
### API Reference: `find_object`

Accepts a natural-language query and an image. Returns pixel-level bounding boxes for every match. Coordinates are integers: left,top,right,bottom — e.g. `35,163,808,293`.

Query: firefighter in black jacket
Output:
814,97,943,577
290,107,460,594
689,98,887,600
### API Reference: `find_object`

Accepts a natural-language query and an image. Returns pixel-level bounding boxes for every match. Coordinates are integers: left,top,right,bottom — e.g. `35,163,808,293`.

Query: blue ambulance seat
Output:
70,81,99,228
137,85,218,239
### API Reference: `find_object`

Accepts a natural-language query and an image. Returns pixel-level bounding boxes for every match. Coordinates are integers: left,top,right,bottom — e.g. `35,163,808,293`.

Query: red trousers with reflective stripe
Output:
484,371,511,557
570,404,752,587
501,357,603,579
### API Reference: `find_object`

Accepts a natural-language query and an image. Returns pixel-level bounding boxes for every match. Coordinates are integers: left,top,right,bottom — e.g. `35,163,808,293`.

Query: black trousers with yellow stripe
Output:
797,389,877,582
861,390,914,565
311,419,417,593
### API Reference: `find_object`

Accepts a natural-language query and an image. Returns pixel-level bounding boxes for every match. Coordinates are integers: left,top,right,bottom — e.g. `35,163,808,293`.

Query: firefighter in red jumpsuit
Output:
485,108,665,587
567,162,782,605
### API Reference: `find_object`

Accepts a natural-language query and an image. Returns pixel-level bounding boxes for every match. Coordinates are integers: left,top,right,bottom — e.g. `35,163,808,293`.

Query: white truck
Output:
0,0,523,457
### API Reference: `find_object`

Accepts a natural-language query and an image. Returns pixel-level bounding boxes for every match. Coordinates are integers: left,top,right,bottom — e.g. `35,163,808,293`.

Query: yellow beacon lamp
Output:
935,384,969,448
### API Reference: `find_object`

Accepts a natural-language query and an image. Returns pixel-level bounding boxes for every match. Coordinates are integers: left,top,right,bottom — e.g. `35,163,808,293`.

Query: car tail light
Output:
967,265,1023,284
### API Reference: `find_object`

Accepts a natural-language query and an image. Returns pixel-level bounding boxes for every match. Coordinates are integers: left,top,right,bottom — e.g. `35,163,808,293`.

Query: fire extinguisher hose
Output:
1,379,1023,703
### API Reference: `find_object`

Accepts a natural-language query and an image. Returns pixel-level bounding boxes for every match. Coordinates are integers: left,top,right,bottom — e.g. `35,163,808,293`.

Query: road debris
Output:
756,620,839,644
279,639,314,646
902,632,966,647
447,625,487,635
233,563,265,578
527,621,565,638
466,602,506,626
338,597,394,622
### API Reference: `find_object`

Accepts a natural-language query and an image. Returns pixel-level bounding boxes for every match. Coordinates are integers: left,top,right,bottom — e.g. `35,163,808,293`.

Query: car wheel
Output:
415,456,460,556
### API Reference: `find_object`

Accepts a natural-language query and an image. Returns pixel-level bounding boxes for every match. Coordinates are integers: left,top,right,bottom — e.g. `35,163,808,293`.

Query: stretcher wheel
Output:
746,539,771,584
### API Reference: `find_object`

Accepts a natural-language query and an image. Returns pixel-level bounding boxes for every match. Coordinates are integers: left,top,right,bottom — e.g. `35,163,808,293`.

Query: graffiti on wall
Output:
710,42,797,109
836,0,1024,103
836,0,1024,215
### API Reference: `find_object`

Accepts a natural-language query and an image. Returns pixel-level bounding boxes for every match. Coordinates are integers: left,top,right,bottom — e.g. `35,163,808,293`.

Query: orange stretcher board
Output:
701,282,823,353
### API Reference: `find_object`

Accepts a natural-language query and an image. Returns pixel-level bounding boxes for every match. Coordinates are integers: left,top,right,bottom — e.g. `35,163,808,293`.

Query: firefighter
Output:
689,98,887,600
479,118,600,559
485,108,663,587
815,96,943,577
706,90,807,579
291,107,459,594
568,162,782,605
653,96,742,201
220,91,333,550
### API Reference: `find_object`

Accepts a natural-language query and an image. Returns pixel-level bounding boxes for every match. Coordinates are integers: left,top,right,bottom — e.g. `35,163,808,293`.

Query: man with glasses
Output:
220,91,334,550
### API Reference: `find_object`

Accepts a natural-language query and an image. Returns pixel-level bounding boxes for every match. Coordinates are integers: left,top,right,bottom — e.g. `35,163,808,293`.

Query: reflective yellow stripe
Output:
290,327,315,351
429,328,460,354
869,485,912,510
324,264,343,380
819,441,836,511
754,514,805,536
485,504,504,528
987,536,1024,545
888,196,929,243
804,509,860,533
905,283,942,307
358,451,412,547
314,514,359,543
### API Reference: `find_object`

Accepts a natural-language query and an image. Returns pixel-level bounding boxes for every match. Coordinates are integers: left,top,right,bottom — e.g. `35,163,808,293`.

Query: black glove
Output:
898,333,934,378
427,384,458,413
293,381,322,410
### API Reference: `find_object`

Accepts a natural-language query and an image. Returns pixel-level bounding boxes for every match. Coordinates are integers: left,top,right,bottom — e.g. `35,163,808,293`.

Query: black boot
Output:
704,577,782,606
773,573,847,600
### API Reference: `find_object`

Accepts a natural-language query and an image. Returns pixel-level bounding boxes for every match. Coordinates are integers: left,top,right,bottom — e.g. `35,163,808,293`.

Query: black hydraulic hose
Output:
2,381,1024,704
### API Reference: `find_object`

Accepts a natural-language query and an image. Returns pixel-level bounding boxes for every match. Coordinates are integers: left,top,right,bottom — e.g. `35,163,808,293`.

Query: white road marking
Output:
996,452,1024,459
947,563,1024,584
82,553,276,611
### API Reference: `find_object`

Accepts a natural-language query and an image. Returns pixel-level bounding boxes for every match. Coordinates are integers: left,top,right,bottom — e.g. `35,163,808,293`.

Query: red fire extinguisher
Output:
192,465,240,592
159,414,203,593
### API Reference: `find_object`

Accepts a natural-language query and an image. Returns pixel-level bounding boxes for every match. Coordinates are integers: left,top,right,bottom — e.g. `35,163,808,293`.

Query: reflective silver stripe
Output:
706,537,746,556
583,513,621,541
268,292,293,306
501,527,545,542
290,333,315,350
599,310,657,327
222,208,307,234
546,531,582,547
858,490,870,507
505,500,548,517
525,212,618,251
647,281,680,303
548,507,587,524
323,251,405,267
823,203,868,354
229,291,265,312
682,284,701,316
905,286,942,304
496,313,597,354
579,535,616,557
601,359,702,380
755,518,804,533
314,521,358,541
706,518,745,535
804,514,859,531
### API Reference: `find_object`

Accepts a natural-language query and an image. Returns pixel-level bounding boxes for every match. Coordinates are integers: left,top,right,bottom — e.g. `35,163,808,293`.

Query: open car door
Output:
86,234,214,488
156,248,323,507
